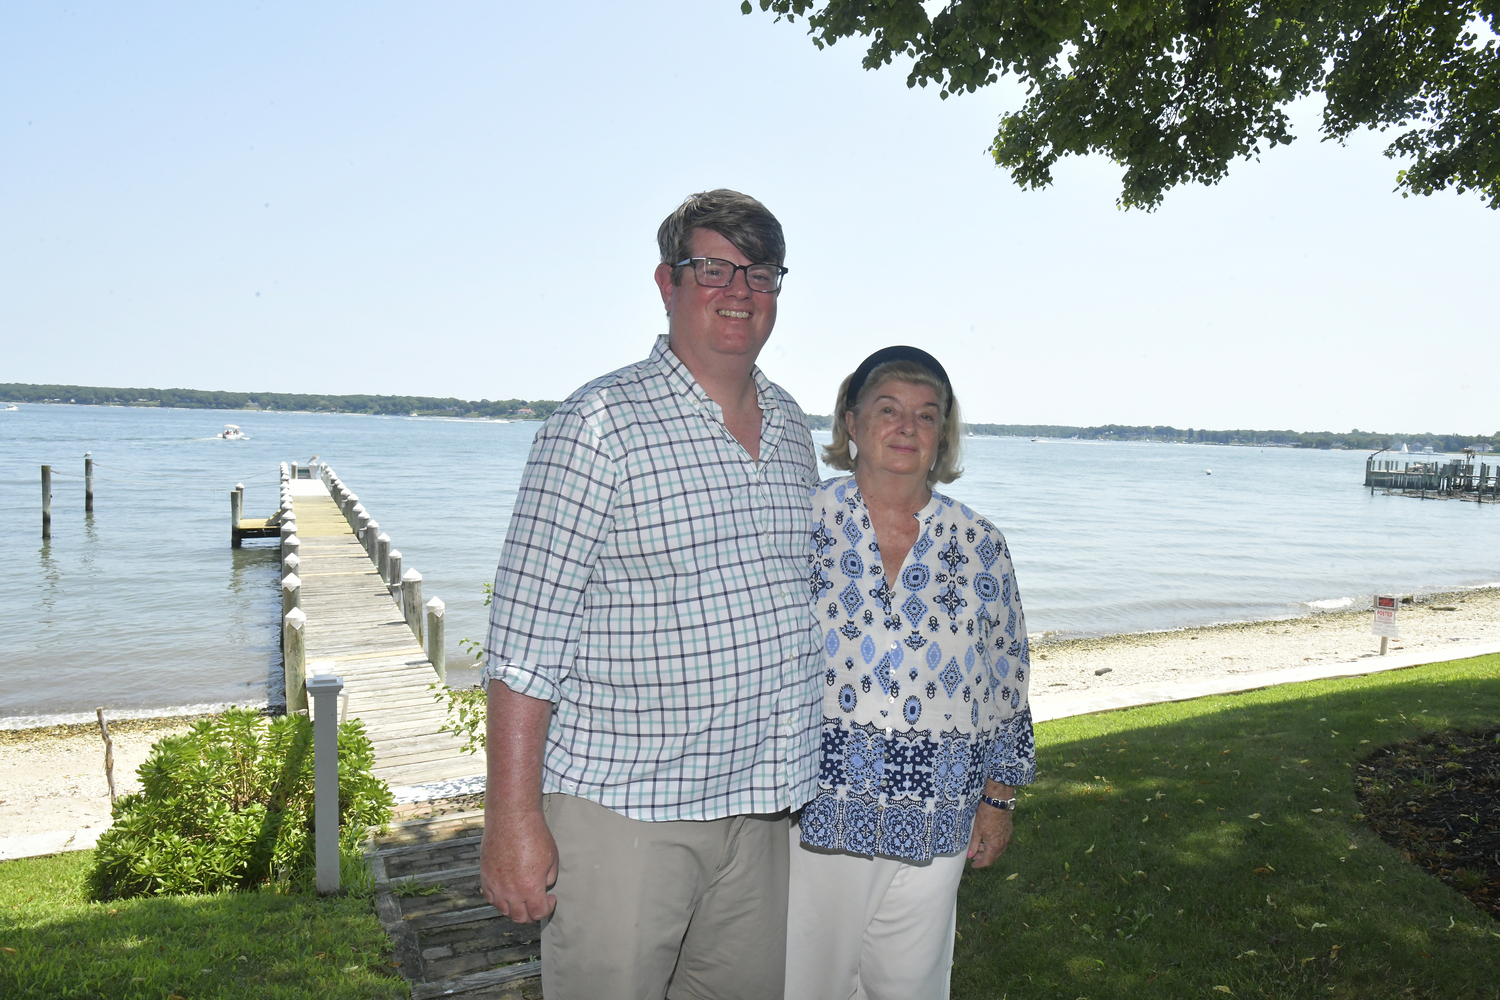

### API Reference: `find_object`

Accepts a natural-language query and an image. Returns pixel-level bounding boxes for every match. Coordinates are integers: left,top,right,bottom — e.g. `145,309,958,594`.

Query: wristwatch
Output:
980,794,1017,811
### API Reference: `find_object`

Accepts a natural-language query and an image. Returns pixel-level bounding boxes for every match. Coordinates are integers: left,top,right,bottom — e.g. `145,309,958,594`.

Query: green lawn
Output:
955,654,1500,1000
0,850,406,999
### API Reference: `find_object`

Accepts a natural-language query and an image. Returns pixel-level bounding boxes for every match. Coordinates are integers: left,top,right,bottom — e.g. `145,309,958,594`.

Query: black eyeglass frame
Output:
673,257,788,292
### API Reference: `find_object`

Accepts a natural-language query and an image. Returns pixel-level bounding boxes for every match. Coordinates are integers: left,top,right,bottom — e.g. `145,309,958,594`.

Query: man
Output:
479,189,821,1000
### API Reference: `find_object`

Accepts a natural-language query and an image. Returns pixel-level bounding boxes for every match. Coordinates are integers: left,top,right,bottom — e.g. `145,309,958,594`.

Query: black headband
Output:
845,345,953,416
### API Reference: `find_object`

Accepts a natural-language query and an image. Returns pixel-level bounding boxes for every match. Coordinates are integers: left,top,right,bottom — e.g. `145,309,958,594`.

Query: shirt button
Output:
889,641,898,650
888,696,895,704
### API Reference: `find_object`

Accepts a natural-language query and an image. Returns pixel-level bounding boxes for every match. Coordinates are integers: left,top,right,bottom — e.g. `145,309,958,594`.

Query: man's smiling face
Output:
656,227,778,369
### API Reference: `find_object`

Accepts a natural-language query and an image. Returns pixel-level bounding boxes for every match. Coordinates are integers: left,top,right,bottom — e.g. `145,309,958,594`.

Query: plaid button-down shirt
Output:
481,335,823,821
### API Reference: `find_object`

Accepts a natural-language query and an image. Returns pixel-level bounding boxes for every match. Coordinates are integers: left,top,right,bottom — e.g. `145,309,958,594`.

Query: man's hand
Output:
480,807,558,923
480,680,558,923
967,782,1016,869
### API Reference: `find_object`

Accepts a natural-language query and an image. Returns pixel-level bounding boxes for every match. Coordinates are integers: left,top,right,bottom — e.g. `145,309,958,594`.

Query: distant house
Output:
516,407,535,417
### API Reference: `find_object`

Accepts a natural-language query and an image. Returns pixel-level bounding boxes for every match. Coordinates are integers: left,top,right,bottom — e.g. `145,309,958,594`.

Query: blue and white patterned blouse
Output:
799,475,1036,862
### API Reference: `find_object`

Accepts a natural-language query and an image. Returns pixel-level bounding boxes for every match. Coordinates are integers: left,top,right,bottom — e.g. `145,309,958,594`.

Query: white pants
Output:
785,826,967,1000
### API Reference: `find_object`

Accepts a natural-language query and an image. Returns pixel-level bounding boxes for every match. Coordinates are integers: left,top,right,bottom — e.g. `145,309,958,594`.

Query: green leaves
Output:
749,1,1500,209
88,708,394,900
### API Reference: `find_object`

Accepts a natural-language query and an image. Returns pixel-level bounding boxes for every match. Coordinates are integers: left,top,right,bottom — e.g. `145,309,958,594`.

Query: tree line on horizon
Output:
5,383,1494,453
0,383,561,422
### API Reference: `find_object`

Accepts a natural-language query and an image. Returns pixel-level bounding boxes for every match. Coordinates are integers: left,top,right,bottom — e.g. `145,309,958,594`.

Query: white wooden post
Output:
282,552,301,577
387,551,403,604
306,670,344,895
363,519,379,558
283,607,307,713
401,568,423,640
426,597,446,683
282,572,301,617
282,533,300,563
376,533,391,583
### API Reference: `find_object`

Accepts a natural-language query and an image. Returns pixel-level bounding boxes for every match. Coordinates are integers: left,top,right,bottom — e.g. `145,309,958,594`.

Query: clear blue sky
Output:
4,2,1497,433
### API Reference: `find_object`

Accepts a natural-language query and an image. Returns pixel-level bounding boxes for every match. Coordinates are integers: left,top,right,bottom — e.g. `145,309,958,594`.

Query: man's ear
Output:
654,262,676,313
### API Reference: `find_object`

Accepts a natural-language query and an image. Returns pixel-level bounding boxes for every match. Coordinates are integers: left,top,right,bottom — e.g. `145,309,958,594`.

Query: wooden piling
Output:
282,552,301,578
41,465,51,539
376,533,391,583
401,568,423,639
284,607,307,713
230,488,243,547
387,550,403,604
282,572,302,617
84,453,94,514
364,519,380,558
426,597,446,684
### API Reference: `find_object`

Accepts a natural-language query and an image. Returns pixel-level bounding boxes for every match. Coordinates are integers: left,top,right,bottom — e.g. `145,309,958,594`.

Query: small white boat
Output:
218,424,247,441
3,404,17,411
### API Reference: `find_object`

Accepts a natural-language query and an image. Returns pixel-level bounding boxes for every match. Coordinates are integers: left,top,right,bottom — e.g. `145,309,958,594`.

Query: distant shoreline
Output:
5,384,1494,452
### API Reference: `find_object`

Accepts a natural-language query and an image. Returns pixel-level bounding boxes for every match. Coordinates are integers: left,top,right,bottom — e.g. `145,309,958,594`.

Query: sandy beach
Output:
3,589,1498,858
1030,586,1500,691
0,716,200,851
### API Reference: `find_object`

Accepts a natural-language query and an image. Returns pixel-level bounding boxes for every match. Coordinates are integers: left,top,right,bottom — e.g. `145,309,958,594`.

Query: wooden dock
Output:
281,468,483,798
1365,453,1500,501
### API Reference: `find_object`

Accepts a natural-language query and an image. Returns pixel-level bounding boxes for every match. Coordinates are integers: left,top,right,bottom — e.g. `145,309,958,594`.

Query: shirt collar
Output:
649,334,779,414
845,474,944,524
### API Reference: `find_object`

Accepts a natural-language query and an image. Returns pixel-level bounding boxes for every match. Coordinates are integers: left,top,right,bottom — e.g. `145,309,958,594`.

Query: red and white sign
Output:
1373,595,1399,638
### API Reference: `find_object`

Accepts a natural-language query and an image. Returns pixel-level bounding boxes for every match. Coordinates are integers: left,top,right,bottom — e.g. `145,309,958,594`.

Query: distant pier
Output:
1365,452,1499,501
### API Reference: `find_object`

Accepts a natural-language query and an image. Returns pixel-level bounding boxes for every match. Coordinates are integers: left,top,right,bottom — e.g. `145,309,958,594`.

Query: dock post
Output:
280,518,298,544
282,533,299,564
401,569,423,640
363,519,379,558
426,597,446,684
306,671,345,895
376,533,391,583
282,572,302,618
84,453,93,514
230,487,243,548
282,551,301,578
41,465,51,539
283,607,307,713
387,551,403,605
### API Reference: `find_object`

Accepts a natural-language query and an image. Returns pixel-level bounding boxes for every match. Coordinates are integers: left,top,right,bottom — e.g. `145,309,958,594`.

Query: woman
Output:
786,346,1036,1000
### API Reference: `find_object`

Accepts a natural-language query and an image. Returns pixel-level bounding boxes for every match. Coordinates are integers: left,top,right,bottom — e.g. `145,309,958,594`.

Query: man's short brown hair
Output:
657,189,786,284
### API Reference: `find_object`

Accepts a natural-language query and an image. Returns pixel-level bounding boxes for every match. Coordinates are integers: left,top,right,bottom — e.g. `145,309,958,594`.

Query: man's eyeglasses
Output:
674,257,788,293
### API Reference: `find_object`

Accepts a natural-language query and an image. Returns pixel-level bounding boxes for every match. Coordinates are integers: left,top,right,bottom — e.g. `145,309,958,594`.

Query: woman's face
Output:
845,378,944,482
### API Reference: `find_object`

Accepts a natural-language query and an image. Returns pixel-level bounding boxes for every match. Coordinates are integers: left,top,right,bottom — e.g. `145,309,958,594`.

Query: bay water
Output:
3,403,1497,726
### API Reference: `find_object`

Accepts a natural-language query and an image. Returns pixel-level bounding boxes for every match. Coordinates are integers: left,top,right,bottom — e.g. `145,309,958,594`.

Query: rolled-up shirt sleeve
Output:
985,546,1037,787
481,400,617,703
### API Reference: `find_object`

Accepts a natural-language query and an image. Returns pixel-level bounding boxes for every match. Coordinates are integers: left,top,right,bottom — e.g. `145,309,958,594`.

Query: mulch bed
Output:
1355,727,1500,918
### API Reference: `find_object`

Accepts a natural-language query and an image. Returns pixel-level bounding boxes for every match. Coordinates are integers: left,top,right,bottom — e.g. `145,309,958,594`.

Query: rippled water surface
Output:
3,404,1497,723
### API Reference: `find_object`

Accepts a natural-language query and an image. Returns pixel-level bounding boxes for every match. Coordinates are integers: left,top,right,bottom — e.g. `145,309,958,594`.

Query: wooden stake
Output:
41,465,51,539
85,453,94,514
96,707,116,804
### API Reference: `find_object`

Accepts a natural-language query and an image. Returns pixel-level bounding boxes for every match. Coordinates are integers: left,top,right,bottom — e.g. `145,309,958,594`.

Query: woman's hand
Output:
967,782,1016,869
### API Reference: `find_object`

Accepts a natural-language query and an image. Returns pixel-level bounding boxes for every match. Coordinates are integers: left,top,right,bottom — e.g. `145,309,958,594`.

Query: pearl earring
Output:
848,440,859,460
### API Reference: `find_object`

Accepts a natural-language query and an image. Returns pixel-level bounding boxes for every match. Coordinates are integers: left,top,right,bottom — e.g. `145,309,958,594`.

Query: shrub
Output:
88,708,394,899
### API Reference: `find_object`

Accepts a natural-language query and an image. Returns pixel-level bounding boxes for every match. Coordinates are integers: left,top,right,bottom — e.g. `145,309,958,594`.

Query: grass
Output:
954,653,1500,1000
0,850,407,999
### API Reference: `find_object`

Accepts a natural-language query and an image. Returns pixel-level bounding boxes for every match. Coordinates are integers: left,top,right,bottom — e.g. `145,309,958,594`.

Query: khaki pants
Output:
785,826,966,1000
541,793,791,1000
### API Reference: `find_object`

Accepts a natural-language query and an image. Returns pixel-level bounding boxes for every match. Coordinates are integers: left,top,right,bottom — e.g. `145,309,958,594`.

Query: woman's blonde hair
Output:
822,360,964,488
